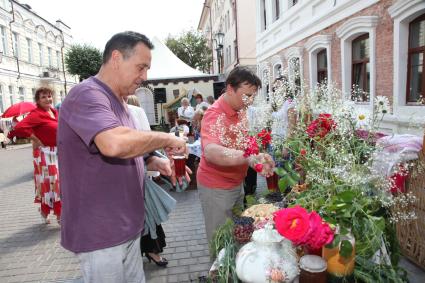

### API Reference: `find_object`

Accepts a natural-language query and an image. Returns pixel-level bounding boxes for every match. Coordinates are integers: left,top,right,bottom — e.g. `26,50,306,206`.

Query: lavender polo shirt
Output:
58,77,145,253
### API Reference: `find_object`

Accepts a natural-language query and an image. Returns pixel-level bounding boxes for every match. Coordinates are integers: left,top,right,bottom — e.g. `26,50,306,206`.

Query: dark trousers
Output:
244,167,257,196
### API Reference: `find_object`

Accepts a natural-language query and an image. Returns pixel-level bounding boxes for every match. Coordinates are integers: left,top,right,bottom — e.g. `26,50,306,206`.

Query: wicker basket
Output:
395,134,425,269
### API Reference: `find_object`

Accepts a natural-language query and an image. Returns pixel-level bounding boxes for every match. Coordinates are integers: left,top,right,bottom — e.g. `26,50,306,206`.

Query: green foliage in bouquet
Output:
273,82,413,282
209,219,239,282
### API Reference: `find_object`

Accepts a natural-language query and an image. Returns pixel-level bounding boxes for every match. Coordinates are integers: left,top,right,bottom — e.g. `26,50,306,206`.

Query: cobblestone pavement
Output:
0,147,211,283
1,147,425,283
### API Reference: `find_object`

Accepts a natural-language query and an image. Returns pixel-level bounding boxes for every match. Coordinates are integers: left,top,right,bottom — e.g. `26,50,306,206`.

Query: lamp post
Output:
214,32,224,74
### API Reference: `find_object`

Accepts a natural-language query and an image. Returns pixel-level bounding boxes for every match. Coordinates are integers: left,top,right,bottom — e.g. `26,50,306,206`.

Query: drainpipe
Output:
234,0,240,66
9,0,20,82
59,30,67,94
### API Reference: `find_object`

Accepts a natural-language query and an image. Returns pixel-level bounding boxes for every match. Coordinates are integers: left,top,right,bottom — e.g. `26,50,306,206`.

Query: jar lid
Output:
299,255,327,273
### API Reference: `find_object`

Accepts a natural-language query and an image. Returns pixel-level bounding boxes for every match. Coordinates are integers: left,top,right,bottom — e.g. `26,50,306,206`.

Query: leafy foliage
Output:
65,44,102,82
165,30,212,73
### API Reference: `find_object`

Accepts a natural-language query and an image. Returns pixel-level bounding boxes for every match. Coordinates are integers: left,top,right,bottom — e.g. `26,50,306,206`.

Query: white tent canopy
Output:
147,37,210,80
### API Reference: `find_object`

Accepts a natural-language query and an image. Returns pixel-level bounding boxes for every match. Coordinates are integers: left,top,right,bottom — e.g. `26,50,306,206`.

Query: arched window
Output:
407,14,425,104
352,34,370,100
317,49,328,84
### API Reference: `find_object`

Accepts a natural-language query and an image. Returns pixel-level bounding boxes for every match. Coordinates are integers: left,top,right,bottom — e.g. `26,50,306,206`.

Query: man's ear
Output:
110,50,122,69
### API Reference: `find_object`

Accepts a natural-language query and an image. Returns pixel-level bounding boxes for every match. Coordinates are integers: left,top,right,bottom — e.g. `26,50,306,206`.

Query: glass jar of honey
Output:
299,255,327,283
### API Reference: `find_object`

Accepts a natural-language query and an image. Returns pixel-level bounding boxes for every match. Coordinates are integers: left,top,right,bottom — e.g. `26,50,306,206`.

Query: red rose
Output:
273,206,310,243
300,149,307,156
254,163,263,173
257,129,272,147
306,113,336,138
244,136,260,157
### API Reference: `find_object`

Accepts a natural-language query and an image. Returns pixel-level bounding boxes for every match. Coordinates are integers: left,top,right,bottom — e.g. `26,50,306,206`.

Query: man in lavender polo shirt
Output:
58,32,185,283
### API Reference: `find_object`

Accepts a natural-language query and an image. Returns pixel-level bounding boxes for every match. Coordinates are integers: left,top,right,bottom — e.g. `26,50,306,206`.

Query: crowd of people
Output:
5,31,295,282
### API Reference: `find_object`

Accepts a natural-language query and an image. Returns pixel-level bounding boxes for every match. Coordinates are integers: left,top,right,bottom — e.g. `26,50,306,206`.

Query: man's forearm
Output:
95,127,176,159
204,143,249,167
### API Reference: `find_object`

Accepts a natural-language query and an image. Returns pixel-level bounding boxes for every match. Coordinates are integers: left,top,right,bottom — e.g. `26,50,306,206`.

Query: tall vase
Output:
322,233,356,281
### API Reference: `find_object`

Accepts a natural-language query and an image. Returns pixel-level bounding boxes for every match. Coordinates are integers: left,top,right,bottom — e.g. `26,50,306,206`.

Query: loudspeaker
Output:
213,82,225,99
154,88,167,104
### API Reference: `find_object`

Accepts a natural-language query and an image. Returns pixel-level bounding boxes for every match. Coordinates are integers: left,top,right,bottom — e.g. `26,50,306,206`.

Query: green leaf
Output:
275,167,287,177
326,234,341,249
278,177,289,191
287,175,298,187
284,161,292,173
338,191,356,203
339,239,354,258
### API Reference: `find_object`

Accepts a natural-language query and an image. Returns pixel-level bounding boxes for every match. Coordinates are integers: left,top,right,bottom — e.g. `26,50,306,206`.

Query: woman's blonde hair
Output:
127,95,140,107
181,97,190,105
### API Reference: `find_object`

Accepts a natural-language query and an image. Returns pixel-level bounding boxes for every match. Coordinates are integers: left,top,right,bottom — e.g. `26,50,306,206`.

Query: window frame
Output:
351,33,370,101
406,13,425,105
316,49,328,84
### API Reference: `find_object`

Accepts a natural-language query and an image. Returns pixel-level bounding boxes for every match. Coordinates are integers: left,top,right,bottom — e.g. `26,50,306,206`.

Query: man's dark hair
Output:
225,66,261,90
103,31,154,63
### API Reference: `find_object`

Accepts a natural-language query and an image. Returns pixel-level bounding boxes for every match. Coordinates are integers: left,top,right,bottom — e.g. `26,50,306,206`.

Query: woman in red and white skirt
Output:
9,87,60,224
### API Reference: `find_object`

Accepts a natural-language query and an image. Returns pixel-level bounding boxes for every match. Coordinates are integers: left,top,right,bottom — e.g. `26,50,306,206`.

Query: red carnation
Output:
243,136,260,157
306,113,336,138
254,163,263,173
257,129,272,147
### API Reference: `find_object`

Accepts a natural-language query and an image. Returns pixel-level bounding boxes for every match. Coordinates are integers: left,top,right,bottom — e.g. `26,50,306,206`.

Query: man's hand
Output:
170,164,192,187
248,153,275,177
165,135,186,156
146,156,172,176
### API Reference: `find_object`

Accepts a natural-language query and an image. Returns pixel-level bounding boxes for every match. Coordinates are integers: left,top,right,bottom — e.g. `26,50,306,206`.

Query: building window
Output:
38,43,43,66
56,50,61,68
407,14,425,104
12,32,19,58
173,89,179,98
0,85,3,113
352,34,370,101
48,47,52,67
32,88,36,96
227,11,230,29
26,38,32,63
274,0,280,20
317,49,328,84
273,63,282,79
0,26,7,55
8,85,13,105
289,57,301,90
18,87,24,101
234,40,238,63
261,0,267,31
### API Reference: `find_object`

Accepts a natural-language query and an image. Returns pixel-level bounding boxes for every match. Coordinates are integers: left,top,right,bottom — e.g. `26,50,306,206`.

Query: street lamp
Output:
214,32,224,74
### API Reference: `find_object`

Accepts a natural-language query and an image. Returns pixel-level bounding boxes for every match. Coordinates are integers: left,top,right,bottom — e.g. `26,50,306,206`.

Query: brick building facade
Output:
256,0,425,134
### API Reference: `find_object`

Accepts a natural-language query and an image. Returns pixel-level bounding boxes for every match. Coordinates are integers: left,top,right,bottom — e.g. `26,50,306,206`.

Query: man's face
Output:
229,82,258,111
115,43,151,96
196,98,202,104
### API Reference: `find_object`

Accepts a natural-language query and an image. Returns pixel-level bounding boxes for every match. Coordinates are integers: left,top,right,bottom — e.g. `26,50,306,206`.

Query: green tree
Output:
165,30,212,73
65,44,102,82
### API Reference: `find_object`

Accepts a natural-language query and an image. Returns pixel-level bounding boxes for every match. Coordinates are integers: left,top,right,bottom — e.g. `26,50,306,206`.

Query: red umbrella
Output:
1,102,36,118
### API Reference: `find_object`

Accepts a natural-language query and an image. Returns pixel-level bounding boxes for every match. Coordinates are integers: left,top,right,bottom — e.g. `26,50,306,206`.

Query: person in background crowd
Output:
197,67,275,243
195,94,210,111
58,31,185,283
206,95,215,106
126,95,169,268
177,97,195,122
8,87,61,224
191,109,204,141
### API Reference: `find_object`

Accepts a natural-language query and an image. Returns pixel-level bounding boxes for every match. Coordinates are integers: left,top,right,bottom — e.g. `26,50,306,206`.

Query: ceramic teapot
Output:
235,223,299,283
